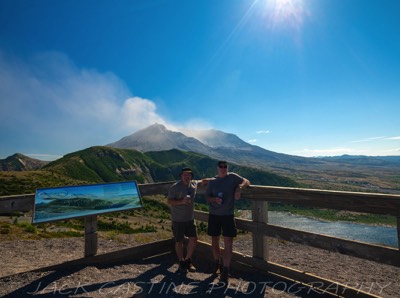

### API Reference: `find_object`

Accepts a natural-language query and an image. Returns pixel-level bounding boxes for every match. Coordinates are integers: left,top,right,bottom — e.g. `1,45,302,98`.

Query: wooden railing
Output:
1,182,399,268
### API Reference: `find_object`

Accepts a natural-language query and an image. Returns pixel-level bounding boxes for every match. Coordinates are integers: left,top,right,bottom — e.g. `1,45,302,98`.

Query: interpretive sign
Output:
32,181,143,224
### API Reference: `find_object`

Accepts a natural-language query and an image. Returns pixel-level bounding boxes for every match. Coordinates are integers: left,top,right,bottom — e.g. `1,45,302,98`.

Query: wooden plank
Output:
2,185,399,267
262,223,399,267
0,194,34,213
251,200,269,260
84,215,98,257
397,216,400,250
194,210,208,222
243,186,400,216
137,182,173,196
195,210,399,266
236,218,400,267
2,185,400,216
195,241,380,298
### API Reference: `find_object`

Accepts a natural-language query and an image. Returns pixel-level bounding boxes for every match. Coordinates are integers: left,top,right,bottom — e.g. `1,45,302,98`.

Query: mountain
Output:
106,124,400,194
182,128,251,149
107,123,320,170
41,146,298,187
107,124,215,156
0,153,48,171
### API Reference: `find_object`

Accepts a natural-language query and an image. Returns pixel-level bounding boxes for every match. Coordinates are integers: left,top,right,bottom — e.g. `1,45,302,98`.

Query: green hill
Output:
43,146,160,184
0,146,298,196
45,146,299,186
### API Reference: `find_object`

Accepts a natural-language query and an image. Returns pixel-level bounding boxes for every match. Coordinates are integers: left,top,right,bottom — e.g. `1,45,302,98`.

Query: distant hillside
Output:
0,153,48,171
320,155,400,167
42,146,298,188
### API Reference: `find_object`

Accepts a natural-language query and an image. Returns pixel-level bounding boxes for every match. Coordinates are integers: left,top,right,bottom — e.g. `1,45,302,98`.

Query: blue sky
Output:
1,0,399,160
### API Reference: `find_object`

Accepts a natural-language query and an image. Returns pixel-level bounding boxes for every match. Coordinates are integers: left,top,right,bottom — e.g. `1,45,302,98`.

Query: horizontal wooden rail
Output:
241,185,400,216
1,182,399,267
1,183,399,216
194,210,399,267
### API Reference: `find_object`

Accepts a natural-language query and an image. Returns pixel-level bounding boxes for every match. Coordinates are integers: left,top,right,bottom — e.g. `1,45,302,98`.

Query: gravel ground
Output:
0,235,398,297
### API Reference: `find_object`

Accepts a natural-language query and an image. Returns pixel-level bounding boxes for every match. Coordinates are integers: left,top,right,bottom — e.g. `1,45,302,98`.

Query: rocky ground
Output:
0,234,398,297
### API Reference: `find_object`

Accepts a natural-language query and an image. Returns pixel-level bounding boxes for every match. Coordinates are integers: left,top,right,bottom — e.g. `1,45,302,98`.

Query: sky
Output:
1,0,399,161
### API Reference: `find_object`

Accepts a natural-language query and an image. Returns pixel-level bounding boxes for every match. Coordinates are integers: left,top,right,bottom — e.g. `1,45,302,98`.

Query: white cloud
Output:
256,130,270,134
352,136,400,143
247,139,257,143
121,97,167,131
0,50,220,160
351,136,386,143
0,51,130,128
0,50,172,158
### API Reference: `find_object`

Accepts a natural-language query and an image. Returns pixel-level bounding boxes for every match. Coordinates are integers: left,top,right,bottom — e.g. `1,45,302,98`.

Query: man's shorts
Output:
207,214,237,237
172,220,197,242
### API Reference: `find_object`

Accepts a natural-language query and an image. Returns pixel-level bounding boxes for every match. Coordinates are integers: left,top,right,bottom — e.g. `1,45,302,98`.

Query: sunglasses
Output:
218,165,227,169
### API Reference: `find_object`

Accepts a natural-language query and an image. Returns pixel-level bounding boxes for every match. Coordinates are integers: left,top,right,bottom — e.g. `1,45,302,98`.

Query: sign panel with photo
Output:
32,181,143,224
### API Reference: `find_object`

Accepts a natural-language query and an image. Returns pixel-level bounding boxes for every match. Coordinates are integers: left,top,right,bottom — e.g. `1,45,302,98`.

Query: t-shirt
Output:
205,173,244,216
167,180,198,222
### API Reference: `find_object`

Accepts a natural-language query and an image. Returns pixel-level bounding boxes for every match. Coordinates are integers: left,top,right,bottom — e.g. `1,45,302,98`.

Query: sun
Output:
259,0,306,30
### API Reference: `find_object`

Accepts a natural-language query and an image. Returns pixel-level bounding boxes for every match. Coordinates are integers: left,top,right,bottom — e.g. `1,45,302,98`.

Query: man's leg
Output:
175,241,188,273
222,236,233,269
185,236,197,260
211,236,221,261
211,236,222,273
175,241,184,261
208,215,222,274
184,236,198,272
220,236,233,284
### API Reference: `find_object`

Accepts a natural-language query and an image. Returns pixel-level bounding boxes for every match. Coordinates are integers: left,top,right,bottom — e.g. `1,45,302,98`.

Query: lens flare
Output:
260,0,306,31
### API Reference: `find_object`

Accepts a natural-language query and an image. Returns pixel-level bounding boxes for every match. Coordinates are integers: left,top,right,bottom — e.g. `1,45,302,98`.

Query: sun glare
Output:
260,0,306,30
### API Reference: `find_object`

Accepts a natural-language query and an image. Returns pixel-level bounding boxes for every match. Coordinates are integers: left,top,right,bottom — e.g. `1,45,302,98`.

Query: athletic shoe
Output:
185,258,196,272
178,261,187,273
213,260,222,274
220,267,229,285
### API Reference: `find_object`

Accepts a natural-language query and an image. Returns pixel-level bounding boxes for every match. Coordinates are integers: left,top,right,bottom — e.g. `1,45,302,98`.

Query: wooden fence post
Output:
251,200,269,260
85,215,98,257
397,215,400,251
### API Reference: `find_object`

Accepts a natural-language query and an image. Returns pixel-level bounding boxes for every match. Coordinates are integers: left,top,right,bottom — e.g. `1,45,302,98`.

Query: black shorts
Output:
172,220,197,242
207,214,237,237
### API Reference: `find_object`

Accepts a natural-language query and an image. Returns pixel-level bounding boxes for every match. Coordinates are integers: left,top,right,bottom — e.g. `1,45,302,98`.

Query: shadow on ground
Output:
0,253,336,297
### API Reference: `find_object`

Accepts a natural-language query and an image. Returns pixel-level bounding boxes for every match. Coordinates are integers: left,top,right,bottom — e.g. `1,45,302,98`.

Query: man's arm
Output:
195,178,212,186
238,178,251,189
234,178,251,200
167,185,190,206
167,197,191,206
206,195,221,205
